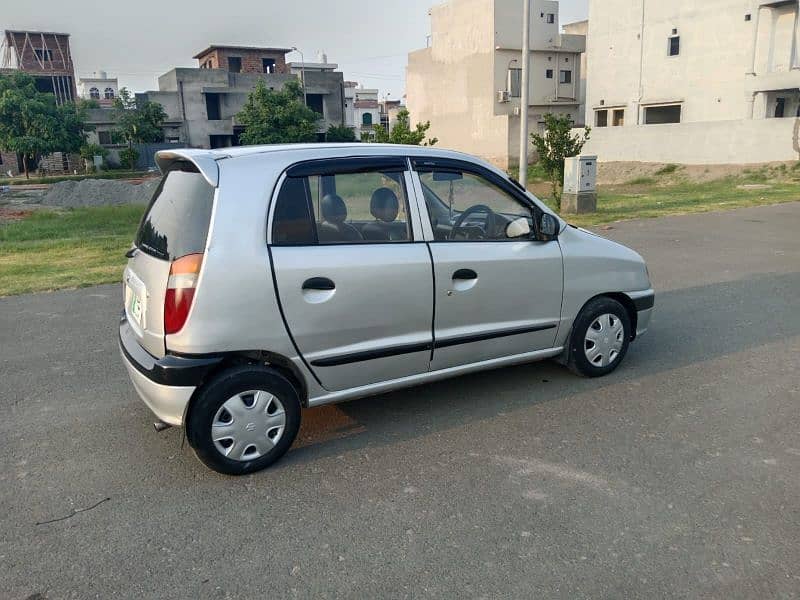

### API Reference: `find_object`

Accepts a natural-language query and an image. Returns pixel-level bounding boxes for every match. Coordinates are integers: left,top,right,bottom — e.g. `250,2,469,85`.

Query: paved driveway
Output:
2,203,799,599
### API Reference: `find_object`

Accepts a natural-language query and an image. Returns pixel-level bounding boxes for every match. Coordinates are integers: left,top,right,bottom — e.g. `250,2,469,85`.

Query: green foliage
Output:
0,72,89,178
326,124,357,143
112,88,167,145
530,113,590,210
119,147,140,170
237,79,319,145
367,109,438,146
80,143,108,161
78,98,100,110
655,163,680,176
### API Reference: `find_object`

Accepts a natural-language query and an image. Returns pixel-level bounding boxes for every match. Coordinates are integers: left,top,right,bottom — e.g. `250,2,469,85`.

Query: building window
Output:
546,13,555,24
774,98,786,118
745,14,751,21
34,48,53,62
668,36,680,56
98,131,113,145
612,109,625,126
508,68,522,97
89,87,100,100
362,113,373,126
546,69,554,79
644,104,682,124
228,56,242,73
104,88,115,100
595,109,608,127
559,70,572,84
307,94,324,116
262,58,276,73
205,93,222,120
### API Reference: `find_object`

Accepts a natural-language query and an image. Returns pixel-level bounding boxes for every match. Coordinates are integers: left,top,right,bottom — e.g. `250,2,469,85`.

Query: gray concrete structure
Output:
138,48,346,149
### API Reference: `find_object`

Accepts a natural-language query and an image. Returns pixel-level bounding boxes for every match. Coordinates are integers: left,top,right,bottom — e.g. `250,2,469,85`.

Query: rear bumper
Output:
627,289,655,338
118,317,223,426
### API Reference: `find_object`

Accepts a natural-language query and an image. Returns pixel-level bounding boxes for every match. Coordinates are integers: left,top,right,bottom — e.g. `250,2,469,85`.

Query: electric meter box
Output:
563,155,597,195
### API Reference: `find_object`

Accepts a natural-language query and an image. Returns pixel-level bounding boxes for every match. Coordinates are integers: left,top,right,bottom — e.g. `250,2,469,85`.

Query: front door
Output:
412,161,563,372
269,157,434,391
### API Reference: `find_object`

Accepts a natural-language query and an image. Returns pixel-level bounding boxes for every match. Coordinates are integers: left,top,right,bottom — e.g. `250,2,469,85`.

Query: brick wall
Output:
5,32,74,75
196,48,289,74
0,151,20,176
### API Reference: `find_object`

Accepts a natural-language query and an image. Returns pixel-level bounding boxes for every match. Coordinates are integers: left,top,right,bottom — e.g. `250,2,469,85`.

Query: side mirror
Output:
540,213,559,238
506,217,531,239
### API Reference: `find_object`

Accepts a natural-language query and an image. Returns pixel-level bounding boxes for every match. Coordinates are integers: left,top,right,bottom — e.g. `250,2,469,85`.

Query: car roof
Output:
155,144,503,188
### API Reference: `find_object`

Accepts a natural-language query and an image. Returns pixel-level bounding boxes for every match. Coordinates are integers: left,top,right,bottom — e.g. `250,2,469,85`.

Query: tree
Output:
0,72,88,178
326,124,357,143
237,79,319,145
530,113,590,210
367,108,438,146
112,87,167,145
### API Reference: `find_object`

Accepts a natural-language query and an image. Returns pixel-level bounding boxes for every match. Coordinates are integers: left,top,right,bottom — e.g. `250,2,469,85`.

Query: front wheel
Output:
186,365,301,475
568,297,631,377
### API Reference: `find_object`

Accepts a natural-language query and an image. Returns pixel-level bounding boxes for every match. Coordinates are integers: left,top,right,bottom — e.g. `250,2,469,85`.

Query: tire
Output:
567,297,632,378
186,365,301,475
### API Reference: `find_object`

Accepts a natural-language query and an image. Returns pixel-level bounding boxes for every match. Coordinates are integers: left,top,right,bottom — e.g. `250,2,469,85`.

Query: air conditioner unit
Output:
497,90,510,103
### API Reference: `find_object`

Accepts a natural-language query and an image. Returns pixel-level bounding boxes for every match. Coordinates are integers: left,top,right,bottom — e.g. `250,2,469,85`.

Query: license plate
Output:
129,292,143,325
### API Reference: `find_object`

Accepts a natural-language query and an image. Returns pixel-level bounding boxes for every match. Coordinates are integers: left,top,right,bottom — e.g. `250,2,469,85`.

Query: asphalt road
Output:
2,203,800,599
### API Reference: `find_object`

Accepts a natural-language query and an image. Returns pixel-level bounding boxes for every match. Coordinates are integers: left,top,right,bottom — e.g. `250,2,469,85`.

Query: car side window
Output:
418,170,534,242
272,168,412,245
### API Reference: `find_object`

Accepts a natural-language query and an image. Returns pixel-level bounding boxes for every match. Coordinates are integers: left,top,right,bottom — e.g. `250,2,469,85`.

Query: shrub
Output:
119,147,139,170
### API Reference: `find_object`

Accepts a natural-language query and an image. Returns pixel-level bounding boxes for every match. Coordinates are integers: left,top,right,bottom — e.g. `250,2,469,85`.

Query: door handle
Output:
302,277,336,291
452,269,478,280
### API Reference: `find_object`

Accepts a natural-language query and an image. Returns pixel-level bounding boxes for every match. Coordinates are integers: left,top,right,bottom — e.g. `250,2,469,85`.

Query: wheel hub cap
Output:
211,390,286,462
584,313,625,368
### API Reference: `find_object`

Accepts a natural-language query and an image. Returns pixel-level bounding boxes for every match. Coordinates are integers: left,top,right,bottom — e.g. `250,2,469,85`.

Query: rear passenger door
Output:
269,157,433,392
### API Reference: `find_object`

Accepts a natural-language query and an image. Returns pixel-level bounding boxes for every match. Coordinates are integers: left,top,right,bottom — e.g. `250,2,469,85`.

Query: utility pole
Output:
519,0,531,188
291,46,307,106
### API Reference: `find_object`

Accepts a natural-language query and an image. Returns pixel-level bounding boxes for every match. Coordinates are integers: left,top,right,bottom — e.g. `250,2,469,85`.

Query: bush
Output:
79,143,108,162
119,147,139,170
326,125,357,143
655,163,680,176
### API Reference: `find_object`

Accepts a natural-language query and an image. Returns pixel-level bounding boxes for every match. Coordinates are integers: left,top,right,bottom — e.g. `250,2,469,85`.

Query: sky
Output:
1,0,589,99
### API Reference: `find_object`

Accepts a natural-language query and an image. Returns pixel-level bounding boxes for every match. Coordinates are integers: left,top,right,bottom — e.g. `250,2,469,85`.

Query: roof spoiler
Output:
155,150,225,187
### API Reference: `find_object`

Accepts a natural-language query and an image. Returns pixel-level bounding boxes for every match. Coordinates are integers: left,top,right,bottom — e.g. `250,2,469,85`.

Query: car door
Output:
269,157,434,392
410,158,564,372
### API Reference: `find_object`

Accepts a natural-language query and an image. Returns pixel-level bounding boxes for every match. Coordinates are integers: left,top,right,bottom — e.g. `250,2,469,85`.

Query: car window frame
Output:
408,157,545,243
268,156,422,247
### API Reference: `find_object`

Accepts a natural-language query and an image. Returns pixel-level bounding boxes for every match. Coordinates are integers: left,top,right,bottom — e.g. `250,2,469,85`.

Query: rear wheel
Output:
568,297,631,377
186,365,301,475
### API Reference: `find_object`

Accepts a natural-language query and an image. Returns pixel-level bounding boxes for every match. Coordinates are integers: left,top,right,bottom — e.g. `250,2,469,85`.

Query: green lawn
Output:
0,206,143,296
1,174,799,297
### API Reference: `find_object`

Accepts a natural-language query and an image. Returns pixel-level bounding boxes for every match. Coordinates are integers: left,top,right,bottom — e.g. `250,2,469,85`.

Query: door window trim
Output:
408,156,544,243
268,156,424,246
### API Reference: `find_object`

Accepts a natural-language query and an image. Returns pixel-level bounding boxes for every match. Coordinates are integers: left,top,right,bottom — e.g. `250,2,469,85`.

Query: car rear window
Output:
135,164,214,260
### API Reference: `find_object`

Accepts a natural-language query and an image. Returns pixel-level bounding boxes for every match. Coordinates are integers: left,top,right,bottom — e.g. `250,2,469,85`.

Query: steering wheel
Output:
450,204,496,240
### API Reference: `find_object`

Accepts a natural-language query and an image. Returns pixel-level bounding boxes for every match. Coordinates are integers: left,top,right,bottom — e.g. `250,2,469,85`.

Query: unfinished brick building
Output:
1,30,78,105
194,45,291,75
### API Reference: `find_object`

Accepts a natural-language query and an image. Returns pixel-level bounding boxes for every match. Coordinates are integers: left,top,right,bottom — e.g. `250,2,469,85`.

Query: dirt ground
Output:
596,160,799,185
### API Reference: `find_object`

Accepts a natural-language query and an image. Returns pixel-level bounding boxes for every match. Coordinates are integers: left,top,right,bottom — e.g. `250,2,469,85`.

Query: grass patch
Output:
0,171,153,186
655,163,681,176
0,205,144,296
626,176,657,186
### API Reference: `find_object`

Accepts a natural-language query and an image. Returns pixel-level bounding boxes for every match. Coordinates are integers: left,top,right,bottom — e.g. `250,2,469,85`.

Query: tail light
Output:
164,253,203,334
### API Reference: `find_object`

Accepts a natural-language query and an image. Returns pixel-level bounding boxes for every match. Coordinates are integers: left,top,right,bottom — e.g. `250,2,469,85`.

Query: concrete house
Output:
77,71,119,107
139,45,345,149
354,87,381,140
581,0,800,164
407,0,586,169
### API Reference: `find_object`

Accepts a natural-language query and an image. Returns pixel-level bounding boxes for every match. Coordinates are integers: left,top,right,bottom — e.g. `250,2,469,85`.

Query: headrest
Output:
370,188,399,223
321,194,348,224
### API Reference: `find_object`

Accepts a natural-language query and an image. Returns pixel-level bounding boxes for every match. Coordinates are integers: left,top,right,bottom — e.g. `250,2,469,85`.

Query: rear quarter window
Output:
135,164,215,260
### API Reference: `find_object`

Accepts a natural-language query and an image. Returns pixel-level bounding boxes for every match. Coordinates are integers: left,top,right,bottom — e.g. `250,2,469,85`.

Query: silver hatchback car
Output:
119,144,654,475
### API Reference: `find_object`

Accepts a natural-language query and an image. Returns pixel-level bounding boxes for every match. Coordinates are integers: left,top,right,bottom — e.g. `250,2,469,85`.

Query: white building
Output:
354,87,381,140
407,0,586,169
344,81,357,132
77,71,118,107
581,0,800,164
